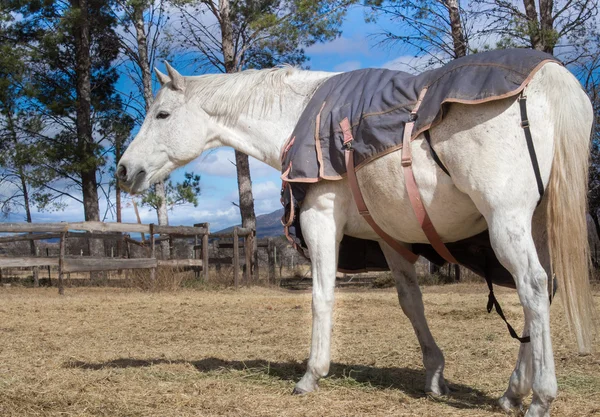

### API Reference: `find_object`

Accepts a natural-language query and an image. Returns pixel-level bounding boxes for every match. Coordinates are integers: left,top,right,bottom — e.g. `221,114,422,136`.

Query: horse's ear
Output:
164,61,185,92
154,67,170,86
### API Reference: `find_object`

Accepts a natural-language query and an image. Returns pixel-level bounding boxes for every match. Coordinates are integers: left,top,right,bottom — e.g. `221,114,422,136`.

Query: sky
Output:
3,6,441,231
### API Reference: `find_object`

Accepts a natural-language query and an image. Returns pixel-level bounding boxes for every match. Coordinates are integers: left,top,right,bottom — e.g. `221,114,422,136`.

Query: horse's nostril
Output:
117,164,127,181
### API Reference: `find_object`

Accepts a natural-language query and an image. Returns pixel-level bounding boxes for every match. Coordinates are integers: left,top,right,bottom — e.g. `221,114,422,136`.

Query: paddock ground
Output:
0,284,598,416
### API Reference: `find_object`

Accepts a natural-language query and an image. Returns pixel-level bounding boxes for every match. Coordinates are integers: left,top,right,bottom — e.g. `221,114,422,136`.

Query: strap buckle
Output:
401,156,412,167
521,119,530,128
409,111,418,122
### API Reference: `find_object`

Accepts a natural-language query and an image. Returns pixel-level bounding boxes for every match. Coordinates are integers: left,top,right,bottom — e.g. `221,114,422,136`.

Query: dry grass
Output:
0,284,598,417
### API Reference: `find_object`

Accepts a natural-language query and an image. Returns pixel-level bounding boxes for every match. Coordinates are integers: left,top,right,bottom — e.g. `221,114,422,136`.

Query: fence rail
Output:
0,221,269,293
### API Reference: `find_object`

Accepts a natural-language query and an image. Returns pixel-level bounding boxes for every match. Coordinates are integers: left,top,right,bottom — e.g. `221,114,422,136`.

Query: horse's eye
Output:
156,111,170,119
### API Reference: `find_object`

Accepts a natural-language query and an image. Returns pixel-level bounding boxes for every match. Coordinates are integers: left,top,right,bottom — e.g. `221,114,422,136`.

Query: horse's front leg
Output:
293,190,344,395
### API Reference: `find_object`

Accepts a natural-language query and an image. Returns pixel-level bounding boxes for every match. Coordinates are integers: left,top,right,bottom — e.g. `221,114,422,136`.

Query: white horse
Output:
117,62,596,416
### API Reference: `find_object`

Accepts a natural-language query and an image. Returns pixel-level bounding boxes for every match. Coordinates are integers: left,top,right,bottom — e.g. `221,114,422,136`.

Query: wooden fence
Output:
0,221,258,294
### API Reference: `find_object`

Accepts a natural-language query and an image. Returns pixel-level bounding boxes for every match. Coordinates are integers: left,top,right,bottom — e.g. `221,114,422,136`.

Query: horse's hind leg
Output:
499,204,551,413
484,207,556,417
380,244,449,396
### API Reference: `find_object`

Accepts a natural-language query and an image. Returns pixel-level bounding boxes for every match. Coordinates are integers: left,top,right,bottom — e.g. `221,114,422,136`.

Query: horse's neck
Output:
202,70,334,171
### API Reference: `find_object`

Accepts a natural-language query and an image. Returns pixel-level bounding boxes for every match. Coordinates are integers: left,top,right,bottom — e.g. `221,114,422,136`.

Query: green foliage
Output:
140,172,201,211
0,5,62,217
364,0,471,67
176,0,357,70
1,0,134,216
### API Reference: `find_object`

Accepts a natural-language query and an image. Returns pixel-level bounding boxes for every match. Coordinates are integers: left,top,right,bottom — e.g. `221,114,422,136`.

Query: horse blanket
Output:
280,49,560,286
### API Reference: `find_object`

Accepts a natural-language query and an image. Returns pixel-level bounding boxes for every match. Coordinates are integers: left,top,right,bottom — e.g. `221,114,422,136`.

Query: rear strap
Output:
485,275,531,343
341,118,419,264
423,130,450,177
518,93,545,204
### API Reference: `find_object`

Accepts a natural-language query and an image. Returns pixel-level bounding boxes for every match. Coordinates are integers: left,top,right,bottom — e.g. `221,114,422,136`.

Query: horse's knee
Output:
516,269,550,312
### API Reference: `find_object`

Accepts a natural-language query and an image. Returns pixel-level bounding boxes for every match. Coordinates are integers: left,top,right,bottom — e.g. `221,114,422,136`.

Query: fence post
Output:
150,224,156,281
244,232,252,286
267,238,275,284
169,235,174,260
252,230,258,282
33,244,39,288
46,247,51,285
194,232,199,278
233,227,239,289
203,224,209,282
58,232,66,295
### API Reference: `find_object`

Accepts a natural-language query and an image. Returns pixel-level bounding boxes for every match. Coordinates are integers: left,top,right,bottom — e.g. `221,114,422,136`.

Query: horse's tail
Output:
544,62,597,353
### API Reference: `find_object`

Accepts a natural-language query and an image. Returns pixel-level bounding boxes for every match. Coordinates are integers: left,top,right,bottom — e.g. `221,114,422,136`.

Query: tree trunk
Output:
220,0,236,73
72,0,103,271
234,151,257,233
132,1,169,257
220,0,257,277
522,0,542,50
133,5,154,108
538,0,555,53
444,0,467,58
19,167,39,286
154,181,170,258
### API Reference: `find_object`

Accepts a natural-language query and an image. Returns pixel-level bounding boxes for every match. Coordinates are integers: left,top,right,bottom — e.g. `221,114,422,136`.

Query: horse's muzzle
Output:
117,162,147,194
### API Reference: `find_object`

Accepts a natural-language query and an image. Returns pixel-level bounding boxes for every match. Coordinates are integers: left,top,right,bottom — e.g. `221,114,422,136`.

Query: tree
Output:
172,0,354,273
6,0,132,264
365,0,470,69
140,172,201,213
473,0,598,59
112,0,172,228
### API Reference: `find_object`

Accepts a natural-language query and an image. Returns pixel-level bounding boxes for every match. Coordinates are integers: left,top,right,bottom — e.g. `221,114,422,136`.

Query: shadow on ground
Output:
66,357,498,411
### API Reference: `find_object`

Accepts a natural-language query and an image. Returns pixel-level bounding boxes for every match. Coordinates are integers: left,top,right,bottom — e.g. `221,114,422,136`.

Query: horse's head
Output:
117,63,208,194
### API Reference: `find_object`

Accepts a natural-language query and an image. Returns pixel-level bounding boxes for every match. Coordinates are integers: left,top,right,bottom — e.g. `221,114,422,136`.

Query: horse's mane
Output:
185,66,313,124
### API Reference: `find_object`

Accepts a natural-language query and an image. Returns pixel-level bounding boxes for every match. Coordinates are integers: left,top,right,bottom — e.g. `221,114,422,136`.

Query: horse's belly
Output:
344,144,487,243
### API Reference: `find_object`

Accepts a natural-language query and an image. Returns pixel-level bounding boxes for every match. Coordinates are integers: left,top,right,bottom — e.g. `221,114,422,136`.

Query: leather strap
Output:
423,130,450,177
401,90,458,265
485,274,531,343
518,93,545,205
341,118,419,264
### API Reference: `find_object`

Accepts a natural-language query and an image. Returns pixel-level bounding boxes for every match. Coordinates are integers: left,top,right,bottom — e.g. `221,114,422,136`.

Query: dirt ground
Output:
0,283,598,417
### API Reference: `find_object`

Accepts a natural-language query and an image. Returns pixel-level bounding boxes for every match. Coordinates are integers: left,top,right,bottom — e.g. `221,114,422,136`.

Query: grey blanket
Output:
281,49,559,284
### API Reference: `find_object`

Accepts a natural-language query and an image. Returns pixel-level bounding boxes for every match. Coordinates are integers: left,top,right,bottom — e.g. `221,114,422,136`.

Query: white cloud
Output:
382,54,445,74
226,180,281,209
333,60,362,72
307,36,370,56
252,181,279,200
193,148,278,179
194,149,237,177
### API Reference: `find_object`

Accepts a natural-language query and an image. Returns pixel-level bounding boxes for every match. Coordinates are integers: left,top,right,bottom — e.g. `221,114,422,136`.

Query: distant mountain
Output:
216,208,285,238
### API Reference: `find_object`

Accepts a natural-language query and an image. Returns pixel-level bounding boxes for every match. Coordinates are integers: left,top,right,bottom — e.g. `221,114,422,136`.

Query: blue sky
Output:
8,6,428,231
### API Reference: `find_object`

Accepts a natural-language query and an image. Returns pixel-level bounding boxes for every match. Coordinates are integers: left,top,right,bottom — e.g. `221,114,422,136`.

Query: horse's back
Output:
338,63,581,244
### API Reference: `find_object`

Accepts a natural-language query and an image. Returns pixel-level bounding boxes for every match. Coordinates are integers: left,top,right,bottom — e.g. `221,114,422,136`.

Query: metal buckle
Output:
401,157,412,167
521,119,530,128
409,112,418,122
343,141,352,150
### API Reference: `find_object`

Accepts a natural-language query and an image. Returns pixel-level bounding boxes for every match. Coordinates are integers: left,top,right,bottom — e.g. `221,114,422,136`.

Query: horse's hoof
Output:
499,395,524,415
292,379,319,395
292,386,309,395
425,379,450,397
